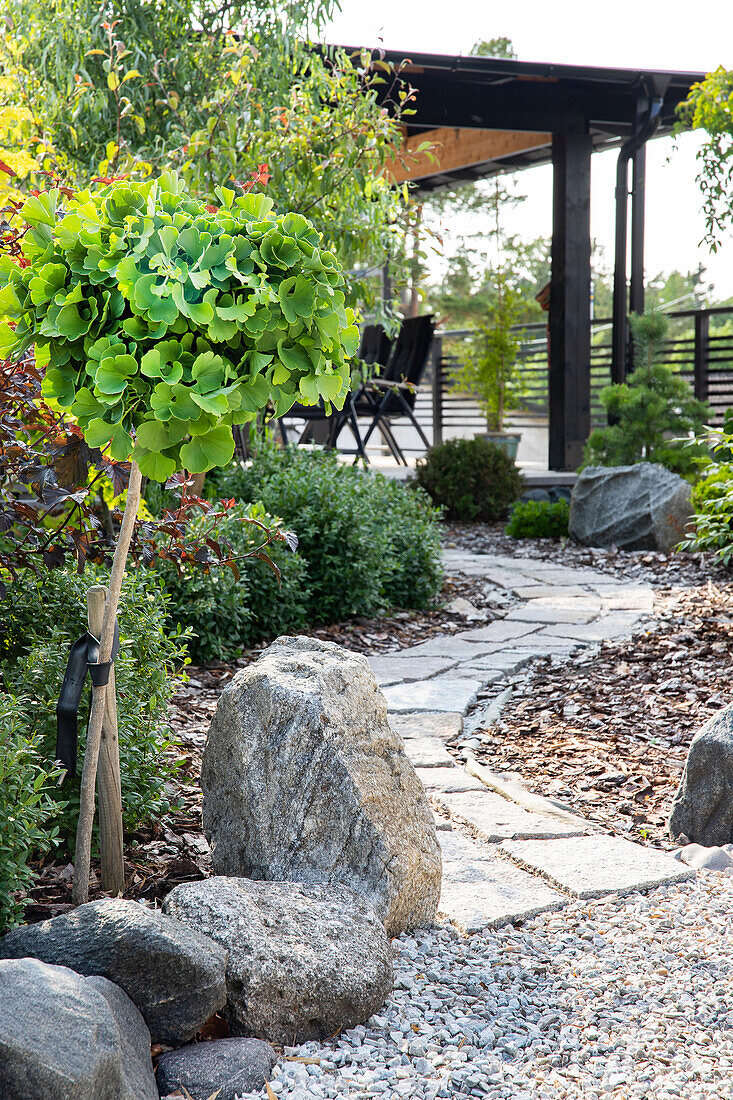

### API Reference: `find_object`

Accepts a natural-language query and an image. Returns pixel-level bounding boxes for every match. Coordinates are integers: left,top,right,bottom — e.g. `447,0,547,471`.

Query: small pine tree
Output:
583,309,708,477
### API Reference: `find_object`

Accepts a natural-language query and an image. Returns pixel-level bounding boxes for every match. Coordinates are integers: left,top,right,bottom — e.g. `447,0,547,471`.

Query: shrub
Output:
0,567,188,853
583,310,708,477
680,462,733,564
159,501,311,663
215,446,443,623
506,498,570,540
414,436,524,523
0,694,66,932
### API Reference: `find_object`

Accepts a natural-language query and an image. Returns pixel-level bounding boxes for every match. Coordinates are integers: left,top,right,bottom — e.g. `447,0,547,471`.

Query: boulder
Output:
669,704,733,846
0,898,227,1044
155,1038,277,1100
201,635,441,934
163,876,393,1045
0,957,157,1100
569,463,692,552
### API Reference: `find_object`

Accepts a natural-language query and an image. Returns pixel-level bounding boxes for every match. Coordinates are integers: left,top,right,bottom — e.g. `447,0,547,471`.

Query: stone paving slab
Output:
397,638,493,661
389,711,463,742
540,611,645,643
402,736,455,769
458,621,541,644
416,767,487,794
501,835,694,899
368,655,457,686
436,789,588,842
504,604,598,625
382,678,483,714
438,830,564,933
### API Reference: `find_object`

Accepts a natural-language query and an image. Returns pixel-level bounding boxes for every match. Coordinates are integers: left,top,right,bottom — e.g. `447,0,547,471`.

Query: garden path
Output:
376,549,691,933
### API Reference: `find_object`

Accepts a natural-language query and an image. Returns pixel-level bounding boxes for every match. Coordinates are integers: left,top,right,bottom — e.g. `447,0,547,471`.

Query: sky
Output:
324,0,733,299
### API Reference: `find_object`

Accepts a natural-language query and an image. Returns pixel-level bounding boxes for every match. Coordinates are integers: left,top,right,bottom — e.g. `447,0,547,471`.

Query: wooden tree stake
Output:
86,585,125,895
72,462,142,906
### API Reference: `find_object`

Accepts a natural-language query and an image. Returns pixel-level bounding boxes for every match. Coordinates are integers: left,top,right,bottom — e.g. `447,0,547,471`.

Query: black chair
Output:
275,323,393,458
336,315,435,465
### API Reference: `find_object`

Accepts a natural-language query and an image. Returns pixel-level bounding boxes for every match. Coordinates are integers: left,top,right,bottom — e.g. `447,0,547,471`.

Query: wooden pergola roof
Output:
352,48,705,470
374,51,703,191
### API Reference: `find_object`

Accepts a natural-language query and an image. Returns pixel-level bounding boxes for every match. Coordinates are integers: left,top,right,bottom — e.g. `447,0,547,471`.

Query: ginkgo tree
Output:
0,170,358,902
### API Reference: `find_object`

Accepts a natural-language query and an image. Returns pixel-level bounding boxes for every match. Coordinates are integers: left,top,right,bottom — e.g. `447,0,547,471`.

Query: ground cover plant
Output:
506,497,569,540
414,436,524,522
680,409,733,564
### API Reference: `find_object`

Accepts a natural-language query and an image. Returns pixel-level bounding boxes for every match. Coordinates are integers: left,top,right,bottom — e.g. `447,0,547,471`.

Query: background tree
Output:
2,0,412,306
678,67,733,250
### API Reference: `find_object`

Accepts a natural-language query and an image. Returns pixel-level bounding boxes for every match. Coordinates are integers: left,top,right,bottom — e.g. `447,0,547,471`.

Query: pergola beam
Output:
386,127,551,185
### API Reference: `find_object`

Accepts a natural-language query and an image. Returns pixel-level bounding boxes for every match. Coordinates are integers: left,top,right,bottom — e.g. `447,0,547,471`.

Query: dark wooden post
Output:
694,310,710,404
549,130,592,471
630,143,646,318
431,333,443,446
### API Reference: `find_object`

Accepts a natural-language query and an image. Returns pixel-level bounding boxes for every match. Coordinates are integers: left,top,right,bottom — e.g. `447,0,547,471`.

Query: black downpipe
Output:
611,88,663,384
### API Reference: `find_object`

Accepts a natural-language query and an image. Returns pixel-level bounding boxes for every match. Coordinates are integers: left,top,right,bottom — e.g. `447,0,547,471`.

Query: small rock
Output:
163,876,393,1045
155,1037,277,1100
0,898,227,1043
444,597,485,620
0,958,157,1100
675,843,733,871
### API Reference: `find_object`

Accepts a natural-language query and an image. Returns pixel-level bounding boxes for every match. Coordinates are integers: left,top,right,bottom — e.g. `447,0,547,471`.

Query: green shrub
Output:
0,694,66,932
506,498,570,539
680,462,733,563
215,445,443,623
414,436,524,523
159,501,311,663
0,566,188,853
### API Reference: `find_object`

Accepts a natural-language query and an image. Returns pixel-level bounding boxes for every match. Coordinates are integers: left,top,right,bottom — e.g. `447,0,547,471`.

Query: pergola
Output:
368,50,705,470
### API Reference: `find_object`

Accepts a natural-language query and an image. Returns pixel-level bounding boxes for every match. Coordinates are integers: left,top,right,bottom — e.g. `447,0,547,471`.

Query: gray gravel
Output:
245,871,732,1099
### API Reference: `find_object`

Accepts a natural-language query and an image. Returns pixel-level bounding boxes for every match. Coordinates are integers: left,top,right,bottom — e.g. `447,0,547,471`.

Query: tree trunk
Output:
72,462,142,906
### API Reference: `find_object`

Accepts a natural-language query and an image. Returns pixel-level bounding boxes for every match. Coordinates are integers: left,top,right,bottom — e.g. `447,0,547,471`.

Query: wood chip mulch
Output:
475,579,733,849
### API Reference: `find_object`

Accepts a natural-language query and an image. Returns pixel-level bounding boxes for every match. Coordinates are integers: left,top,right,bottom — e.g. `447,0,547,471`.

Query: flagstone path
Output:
377,549,692,933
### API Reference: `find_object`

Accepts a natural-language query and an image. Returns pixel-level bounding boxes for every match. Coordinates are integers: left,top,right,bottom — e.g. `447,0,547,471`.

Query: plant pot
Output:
474,430,522,461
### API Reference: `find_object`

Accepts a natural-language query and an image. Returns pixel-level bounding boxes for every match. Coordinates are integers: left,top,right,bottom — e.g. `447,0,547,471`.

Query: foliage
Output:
414,436,524,523
679,410,733,564
0,174,358,484
506,498,569,540
0,565,188,854
3,0,411,299
448,271,526,431
158,501,310,663
0,695,65,932
215,445,444,623
583,310,708,477
678,67,733,250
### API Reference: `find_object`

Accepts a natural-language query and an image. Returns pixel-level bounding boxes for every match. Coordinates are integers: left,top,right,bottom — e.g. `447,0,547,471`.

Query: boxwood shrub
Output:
414,436,524,522
506,498,570,540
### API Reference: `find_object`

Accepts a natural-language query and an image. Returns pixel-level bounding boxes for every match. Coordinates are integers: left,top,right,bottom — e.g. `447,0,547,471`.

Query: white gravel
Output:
252,871,733,1099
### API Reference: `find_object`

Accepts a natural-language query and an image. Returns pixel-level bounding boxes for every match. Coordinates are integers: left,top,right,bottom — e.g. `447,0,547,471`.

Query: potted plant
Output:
449,270,525,459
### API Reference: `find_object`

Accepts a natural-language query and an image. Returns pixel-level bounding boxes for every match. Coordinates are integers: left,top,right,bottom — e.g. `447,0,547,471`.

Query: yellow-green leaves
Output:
3,173,356,479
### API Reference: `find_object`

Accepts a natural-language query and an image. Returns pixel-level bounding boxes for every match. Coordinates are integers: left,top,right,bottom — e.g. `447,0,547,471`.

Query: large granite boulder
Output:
201,635,441,934
0,958,157,1100
0,898,227,1043
155,1037,277,1100
669,703,733,846
569,463,692,552
164,876,393,1045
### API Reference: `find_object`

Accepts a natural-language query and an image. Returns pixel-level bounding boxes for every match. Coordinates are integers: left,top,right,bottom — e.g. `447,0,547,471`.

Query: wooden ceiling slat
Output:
385,126,552,184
